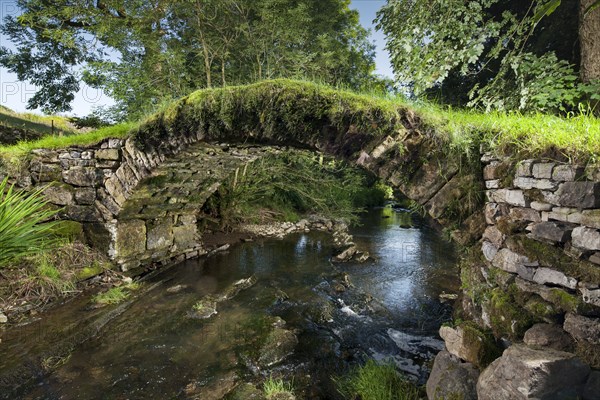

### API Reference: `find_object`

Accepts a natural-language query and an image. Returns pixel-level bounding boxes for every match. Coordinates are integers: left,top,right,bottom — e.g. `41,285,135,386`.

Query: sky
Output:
0,0,393,117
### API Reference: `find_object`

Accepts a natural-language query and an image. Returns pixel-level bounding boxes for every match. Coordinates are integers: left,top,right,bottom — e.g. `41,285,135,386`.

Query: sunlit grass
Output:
1,80,598,166
335,360,422,400
263,376,295,399
92,282,141,305
0,122,135,160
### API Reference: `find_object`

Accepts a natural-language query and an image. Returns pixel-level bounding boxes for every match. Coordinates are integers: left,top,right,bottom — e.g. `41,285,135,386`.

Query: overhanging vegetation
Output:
1,80,599,165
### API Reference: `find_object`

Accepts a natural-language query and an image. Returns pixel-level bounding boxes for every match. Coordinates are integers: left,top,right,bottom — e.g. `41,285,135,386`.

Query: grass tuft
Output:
263,376,295,399
0,178,60,267
335,359,422,400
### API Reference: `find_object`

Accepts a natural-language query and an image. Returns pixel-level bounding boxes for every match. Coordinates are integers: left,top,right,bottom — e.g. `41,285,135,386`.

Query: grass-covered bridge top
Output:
1,79,599,165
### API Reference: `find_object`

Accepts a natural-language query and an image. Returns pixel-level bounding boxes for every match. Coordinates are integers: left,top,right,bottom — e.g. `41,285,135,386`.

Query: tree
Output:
0,0,378,117
376,0,600,113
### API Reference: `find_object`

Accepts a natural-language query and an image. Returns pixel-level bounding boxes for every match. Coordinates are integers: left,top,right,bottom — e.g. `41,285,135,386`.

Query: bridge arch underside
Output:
88,142,287,270
80,133,481,271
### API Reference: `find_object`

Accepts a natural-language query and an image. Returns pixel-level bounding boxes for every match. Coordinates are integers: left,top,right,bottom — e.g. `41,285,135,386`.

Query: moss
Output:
457,321,503,368
485,286,533,340
524,296,560,322
49,220,84,242
546,288,581,313
495,216,528,235
75,262,106,281
506,234,600,284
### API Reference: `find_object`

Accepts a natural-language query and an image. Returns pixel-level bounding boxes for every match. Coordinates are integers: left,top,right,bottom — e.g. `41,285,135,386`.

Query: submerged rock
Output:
228,383,266,400
426,350,479,400
477,344,590,400
187,297,218,319
185,371,238,400
166,284,188,294
219,276,258,301
258,327,298,367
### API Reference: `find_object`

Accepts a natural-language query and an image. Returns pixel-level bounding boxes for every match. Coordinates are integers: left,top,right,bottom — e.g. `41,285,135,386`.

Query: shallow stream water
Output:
0,208,459,399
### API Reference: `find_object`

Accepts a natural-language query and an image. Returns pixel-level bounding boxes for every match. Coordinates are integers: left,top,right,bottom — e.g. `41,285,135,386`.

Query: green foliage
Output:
263,376,295,399
377,0,598,114
204,149,380,228
1,0,378,117
0,178,60,267
335,359,422,400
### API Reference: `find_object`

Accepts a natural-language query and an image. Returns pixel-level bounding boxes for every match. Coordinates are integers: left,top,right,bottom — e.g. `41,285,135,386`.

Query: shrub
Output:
263,376,295,399
0,178,60,266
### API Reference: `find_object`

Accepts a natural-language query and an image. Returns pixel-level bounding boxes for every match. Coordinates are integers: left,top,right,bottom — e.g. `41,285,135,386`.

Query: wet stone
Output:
257,327,298,367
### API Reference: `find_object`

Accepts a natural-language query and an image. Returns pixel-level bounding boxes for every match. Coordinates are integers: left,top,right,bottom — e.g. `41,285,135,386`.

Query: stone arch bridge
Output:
18,109,481,270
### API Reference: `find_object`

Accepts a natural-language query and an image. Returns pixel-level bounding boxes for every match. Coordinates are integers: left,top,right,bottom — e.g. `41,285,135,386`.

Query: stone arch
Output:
24,83,484,270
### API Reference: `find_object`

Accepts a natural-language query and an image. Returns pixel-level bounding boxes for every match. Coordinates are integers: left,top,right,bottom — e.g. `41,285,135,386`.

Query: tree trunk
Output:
221,58,227,87
580,0,600,83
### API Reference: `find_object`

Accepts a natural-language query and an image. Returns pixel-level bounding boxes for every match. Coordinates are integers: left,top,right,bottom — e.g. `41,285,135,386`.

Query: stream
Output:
0,207,459,399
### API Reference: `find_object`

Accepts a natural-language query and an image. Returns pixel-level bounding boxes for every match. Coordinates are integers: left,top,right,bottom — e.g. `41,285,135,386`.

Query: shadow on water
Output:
0,208,459,399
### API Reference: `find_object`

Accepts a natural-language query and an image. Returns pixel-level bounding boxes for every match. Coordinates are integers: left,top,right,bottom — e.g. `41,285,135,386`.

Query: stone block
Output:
552,165,584,181
63,167,98,187
531,201,553,211
589,252,600,265
505,190,529,207
95,148,120,161
516,264,537,281
564,314,600,345
146,219,174,251
486,189,507,203
74,188,96,205
530,221,575,243
514,177,558,190
426,351,479,400
585,165,600,181
556,182,600,209
482,241,499,261
485,179,500,189
516,159,535,177
30,162,62,182
579,285,600,307
571,226,600,251
115,219,146,258
173,224,198,251
62,205,100,222
42,184,74,205
546,207,582,224
483,225,505,248
509,207,541,222
483,161,509,181
532,267,578,290
476,344,590,400
580,210,600,229
532,162,555,179
492,248,538,274
104,177,128,206
523,323,575,352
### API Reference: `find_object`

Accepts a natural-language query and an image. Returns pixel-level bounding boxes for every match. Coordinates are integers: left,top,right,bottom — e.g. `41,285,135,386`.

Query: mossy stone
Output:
50,220,84,242
484,287,533,340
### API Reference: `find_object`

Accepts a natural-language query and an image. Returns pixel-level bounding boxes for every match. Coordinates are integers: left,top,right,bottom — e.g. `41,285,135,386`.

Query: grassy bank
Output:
0,79,598,165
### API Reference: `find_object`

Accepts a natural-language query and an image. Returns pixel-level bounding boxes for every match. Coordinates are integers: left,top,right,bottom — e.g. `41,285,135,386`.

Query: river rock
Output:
228,383,266,400
258,327,298,367
0,312,7,324
563,313,600,345
187,297,218,319
523,323,574,352
439,324,499,367
477,344,590,400
426,350,479,400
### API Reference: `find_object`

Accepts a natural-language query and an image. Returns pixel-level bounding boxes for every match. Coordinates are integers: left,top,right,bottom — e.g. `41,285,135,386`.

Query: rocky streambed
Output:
0,208,460,399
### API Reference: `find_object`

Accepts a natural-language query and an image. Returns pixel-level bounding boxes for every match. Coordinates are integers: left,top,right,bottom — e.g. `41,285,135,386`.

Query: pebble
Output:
0,312,7,324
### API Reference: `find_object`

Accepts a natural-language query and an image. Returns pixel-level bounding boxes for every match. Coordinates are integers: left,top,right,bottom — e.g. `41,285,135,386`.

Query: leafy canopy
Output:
0,0,380,118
